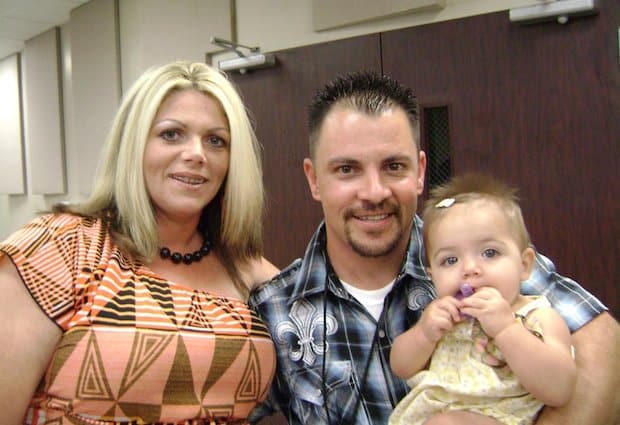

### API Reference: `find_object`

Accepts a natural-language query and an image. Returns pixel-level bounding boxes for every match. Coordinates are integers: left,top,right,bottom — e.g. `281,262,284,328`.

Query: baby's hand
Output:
418,296,462,343
460,287,514,337
455,282,474,318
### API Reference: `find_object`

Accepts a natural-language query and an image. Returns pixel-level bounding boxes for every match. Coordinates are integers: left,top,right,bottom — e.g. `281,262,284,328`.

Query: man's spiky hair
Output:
308,71,419,158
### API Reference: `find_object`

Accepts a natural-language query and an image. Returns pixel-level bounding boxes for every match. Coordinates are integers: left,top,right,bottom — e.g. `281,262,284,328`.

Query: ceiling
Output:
0,0,89,60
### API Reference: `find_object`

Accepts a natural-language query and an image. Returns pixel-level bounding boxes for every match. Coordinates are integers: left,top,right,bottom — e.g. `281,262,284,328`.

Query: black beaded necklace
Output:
159,235,212,265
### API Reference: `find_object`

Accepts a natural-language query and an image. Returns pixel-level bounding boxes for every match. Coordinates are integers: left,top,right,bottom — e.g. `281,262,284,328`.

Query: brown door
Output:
231,35,382,270
382,6,619,314
229,3,618,315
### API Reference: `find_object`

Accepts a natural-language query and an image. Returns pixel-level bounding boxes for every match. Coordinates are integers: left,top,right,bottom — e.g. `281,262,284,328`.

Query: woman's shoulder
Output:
242,257,280,290
34,212,110,240
29,211,99,228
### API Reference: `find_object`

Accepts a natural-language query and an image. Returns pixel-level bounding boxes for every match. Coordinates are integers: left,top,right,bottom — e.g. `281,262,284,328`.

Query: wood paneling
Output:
382,3,619,315
231,35,382,269
230,3,618,316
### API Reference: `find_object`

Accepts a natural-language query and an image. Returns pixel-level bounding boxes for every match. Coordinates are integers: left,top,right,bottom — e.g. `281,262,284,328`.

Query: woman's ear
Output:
520,247,536,281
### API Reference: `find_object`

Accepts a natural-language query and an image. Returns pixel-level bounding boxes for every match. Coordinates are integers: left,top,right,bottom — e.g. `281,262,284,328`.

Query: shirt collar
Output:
288,222,329,305
288,215,430,306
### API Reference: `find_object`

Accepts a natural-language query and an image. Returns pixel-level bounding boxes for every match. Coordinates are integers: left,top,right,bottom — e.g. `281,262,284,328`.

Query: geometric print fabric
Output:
0,214,275,424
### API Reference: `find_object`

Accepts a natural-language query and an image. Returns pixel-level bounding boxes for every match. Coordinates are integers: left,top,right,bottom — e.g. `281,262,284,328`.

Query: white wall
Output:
0,0,541,239
234,0,536,53
119,0,233,92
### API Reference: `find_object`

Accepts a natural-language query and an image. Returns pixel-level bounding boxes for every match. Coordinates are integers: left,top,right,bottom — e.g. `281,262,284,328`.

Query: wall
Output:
0,0,569,238
119,0,233,92
235,0,536,52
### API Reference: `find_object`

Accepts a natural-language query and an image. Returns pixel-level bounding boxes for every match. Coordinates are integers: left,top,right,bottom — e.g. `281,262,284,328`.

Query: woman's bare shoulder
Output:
242,257,280,290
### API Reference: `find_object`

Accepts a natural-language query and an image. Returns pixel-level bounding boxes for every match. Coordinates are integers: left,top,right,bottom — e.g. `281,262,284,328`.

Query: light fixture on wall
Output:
509,0,598,25
210,37,276,74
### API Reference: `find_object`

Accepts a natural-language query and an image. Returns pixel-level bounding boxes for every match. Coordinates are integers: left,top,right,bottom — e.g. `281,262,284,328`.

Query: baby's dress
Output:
389,296,549,425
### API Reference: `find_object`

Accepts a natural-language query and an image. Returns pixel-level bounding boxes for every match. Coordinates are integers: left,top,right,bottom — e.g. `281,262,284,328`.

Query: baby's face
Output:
426,200,532,304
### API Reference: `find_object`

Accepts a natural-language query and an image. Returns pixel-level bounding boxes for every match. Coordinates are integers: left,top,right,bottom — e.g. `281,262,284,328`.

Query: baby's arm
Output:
390,296,461,379
492,307,576,406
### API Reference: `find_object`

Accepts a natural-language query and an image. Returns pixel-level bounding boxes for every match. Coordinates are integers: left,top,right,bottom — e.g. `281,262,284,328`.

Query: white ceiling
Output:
0,0,89,60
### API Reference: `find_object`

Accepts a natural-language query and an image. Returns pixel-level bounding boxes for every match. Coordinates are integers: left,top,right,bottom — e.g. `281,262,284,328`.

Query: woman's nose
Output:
183,137,206,164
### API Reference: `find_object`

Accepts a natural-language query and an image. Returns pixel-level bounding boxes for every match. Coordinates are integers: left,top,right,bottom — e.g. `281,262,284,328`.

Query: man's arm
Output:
535,312,620,424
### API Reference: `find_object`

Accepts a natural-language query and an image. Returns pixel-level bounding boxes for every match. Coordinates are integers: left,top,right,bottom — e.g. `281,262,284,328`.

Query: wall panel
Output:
71,0,121,195
22,27,66,194
0,54,26,194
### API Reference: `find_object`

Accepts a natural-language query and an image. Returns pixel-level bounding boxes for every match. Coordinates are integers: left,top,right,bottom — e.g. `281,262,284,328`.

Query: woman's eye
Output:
160,129,181,142
482,248,499,258
205,135,226,147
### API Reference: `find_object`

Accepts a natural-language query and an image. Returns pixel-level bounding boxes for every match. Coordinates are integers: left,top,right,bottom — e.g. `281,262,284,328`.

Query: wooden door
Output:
231,35,382,269
382,4,619,314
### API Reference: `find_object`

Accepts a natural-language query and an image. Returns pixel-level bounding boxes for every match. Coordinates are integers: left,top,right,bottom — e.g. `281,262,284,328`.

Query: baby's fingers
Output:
437,297,463,323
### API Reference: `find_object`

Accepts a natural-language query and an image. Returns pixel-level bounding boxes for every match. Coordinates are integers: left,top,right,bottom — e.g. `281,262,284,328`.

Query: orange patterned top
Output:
0,213,275,424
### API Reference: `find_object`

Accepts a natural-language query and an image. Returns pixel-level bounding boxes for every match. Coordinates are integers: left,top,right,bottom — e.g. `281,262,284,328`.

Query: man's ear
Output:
417,150,427,196
303,158,321,201
425,266,432,279
520,247,536,281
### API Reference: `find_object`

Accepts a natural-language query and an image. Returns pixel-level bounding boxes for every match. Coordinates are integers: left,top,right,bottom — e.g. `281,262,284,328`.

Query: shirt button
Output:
378,330,386,338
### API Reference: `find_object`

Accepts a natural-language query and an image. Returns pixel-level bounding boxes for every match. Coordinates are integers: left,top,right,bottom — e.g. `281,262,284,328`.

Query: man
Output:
249,72,619,424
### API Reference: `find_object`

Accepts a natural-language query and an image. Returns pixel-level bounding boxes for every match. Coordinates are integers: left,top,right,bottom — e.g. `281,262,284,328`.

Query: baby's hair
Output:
422,173,531,263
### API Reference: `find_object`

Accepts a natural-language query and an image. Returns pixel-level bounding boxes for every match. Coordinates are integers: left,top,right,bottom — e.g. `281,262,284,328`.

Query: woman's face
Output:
144,89,230,224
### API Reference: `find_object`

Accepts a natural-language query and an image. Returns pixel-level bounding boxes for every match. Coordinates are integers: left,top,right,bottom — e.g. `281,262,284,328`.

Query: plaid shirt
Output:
248,216,606,425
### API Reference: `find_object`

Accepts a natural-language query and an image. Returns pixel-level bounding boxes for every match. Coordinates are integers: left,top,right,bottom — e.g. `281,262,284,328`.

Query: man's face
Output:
304,106,426,260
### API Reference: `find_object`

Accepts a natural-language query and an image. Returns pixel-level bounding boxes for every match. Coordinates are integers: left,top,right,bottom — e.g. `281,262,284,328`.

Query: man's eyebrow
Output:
326,157,359,167
383,154,413,163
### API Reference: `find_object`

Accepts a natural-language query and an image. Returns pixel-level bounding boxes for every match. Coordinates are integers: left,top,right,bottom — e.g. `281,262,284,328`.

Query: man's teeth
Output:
173,175,205,184
358,214,388,221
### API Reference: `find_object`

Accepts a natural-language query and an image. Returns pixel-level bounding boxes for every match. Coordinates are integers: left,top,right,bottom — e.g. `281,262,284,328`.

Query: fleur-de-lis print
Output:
274,299,337,366
408,284,435,310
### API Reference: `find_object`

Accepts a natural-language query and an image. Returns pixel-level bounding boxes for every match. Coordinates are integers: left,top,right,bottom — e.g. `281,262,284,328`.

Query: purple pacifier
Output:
455,283,474,319
455,282,474,300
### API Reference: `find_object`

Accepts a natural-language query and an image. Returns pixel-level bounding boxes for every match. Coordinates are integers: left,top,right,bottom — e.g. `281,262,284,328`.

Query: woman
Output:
0,61,279,424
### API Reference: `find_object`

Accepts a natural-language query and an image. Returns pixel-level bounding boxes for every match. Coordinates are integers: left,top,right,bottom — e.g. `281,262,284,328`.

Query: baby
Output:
389,173,576,425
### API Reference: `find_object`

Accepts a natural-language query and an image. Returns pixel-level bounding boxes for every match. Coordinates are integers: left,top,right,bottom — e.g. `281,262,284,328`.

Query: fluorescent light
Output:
509,0,598,24
217,53,276,74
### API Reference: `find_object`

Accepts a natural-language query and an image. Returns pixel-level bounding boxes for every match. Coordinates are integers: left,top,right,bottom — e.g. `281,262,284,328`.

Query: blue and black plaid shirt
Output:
248,216,606,425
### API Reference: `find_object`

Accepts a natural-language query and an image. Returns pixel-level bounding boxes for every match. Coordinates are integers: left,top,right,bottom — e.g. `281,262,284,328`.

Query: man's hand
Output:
535,313,620,424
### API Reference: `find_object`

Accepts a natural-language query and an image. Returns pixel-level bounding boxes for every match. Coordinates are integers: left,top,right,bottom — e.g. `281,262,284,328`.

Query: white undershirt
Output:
340,279,396,321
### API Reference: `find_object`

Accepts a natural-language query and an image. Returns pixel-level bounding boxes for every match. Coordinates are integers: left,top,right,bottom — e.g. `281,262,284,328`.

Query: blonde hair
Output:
422,173,531,263
57,61,264,290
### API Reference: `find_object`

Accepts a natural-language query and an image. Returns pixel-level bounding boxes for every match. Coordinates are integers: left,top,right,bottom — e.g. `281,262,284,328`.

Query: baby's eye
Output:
482,248,499,258
441,256,458,266
160,129,181,142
